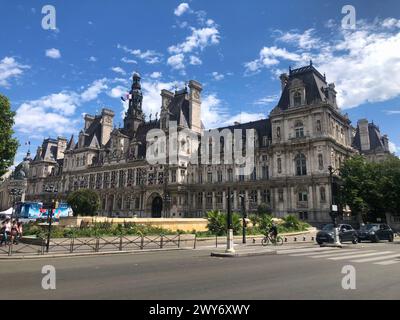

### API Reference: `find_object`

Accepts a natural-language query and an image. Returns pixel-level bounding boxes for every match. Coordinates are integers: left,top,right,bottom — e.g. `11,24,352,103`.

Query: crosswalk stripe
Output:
328,251,393,260
308,250,377,258
276,247,335,255
351,253,400,263
374,260,400,266
291,249,362,257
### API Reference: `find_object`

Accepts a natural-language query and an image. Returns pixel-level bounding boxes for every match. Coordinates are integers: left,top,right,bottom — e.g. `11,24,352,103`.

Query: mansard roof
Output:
84,116,102,147
276,64,330,111
136,120,160,158
352,122,389,153
34,138,58,162
215,118,272,147
167,89,190,127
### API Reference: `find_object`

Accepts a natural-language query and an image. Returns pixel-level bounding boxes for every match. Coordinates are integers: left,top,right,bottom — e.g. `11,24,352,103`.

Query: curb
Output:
211,249,277,258
0,248,183,260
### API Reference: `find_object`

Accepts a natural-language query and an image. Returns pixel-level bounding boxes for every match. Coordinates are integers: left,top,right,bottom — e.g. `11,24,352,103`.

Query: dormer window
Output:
293,91,302,106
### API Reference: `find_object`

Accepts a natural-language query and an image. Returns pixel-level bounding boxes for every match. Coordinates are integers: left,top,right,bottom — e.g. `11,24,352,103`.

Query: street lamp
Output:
328,165,341,247
44,183,58,253
239,194,247,244
226,187,235,253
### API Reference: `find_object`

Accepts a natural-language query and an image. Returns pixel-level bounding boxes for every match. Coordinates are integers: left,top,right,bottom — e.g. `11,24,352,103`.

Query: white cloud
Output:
168,26,220,54
111,66,126,75
0,56,30,87
14,78,109,136
277,29,320,50
121,57,137,64
167,54,185,70
389,141,399,154
212,72,224,81
254,94,280,105
117,44,162,64
382,18,400,29
150,72,162,79
89,56,97,62
244,46,303,73
201,94,265,129
385,110,400,115
245,19,400,109
108,85,126,98
45,48,61,59
80,78,108,102
174,3,190,16
222,112,265,126
189,55,202,65
201,94,227,128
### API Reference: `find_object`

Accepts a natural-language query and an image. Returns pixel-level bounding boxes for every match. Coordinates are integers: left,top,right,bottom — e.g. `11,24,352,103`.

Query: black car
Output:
357,223,394,242
316,224,358,245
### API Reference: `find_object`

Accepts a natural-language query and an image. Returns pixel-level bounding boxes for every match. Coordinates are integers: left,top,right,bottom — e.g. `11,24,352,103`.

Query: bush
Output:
282,215,301,230
67,189,100,216
206,210,241,236
259,214,273,234
248,214,260,227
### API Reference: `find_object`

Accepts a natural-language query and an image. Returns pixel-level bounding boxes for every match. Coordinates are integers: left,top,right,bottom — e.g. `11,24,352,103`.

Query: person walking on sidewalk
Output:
0,218,11,246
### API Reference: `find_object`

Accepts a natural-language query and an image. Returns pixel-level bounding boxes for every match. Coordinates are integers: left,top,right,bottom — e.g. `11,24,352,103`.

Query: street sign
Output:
331,205,338,212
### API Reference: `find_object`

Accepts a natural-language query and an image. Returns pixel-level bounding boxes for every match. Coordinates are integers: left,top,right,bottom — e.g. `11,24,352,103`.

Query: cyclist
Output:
268,222,278,242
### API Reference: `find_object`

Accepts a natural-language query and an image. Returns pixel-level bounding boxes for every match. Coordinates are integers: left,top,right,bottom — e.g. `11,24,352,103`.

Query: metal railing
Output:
0,234,194,256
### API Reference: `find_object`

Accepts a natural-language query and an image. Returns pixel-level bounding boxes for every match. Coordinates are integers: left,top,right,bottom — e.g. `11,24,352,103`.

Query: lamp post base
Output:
333,227,342,247
226,229,235,253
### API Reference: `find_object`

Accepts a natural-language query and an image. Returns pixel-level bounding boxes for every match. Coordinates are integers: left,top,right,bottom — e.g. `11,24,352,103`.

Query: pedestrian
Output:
15,221,23,244
11,220,18,245
0,218,11,246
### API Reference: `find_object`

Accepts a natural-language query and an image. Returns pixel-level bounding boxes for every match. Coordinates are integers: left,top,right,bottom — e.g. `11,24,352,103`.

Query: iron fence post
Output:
193,233,197,249
178,234,181,248
215,235,218,248
160,235,164,249
140,235,144,250
95,237,99,252
119,236,123,251
70,237,74,253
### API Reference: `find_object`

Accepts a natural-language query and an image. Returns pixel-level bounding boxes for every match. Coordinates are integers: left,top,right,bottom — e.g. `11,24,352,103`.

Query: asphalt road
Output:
1,242,400,299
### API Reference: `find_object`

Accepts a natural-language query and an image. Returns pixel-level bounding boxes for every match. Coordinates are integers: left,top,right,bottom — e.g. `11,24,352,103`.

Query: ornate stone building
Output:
1,64,392,223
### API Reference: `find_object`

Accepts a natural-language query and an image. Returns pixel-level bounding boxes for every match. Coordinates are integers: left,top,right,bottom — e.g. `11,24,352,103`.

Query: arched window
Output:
295,120,304,138
293,91,302,106
295,153,307,176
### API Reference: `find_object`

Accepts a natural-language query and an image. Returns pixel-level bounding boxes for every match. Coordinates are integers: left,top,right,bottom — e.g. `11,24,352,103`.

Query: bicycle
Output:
261,233,284,246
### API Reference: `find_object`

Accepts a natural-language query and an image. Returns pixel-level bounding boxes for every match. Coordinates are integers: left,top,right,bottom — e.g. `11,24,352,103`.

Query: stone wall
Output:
59,216,208,232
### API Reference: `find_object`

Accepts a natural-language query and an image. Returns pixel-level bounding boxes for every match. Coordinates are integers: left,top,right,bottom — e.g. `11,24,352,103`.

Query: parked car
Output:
357,223,394,242
316,224,358,244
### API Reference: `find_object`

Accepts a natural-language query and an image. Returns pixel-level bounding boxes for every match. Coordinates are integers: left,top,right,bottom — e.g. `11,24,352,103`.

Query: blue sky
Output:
1,0,400,165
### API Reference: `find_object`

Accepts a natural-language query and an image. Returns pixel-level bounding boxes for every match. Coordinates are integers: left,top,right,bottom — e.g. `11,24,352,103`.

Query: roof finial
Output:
310,59,313,66
289,65,292,74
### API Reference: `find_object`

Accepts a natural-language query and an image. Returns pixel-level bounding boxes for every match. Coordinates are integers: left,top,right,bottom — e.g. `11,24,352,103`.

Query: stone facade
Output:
0,64,393,224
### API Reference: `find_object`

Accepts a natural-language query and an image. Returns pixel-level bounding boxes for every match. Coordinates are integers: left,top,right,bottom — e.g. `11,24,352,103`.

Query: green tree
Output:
0,94,19,176
340,155,400,222
67,189,100,216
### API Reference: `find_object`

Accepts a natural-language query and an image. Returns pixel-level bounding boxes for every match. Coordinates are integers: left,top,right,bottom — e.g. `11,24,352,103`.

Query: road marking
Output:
328,251,393,260
374,259,400,265
276,247,335,255
308,250,376,258
351,253,400,263
291,249,362,257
